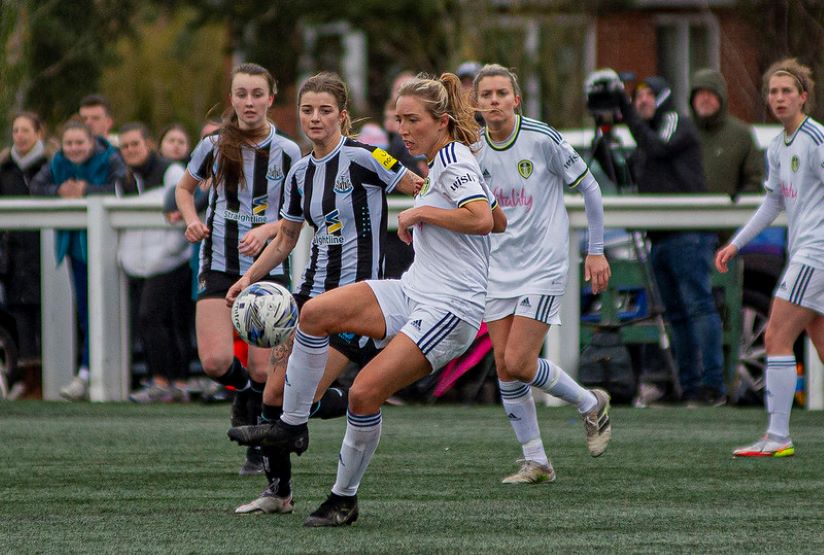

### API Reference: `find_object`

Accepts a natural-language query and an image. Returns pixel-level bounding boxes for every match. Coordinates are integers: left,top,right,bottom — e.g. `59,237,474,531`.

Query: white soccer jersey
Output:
187,123,301,277
281,136,407,298
477,115,591,297
765,117,824,269
401,141,495,328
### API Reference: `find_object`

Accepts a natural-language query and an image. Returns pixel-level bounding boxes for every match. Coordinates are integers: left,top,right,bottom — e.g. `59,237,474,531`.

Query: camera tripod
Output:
588,120,683,400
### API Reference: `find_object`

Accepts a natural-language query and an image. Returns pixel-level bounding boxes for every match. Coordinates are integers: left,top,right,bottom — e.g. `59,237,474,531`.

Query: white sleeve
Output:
548,137,590,189
186,136,218,181
730,188,784,250
763,140,781,193
439,159,487,208
578,173,605,255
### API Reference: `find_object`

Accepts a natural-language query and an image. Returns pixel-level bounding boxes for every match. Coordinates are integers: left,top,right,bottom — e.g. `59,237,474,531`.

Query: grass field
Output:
2,401,824,554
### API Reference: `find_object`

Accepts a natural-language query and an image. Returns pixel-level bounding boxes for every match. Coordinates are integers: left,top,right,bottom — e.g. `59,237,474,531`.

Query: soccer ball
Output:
231,281,299,348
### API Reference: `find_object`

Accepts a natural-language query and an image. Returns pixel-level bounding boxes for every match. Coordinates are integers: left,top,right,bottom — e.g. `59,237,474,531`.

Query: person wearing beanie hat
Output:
617,75,726,406
690,68,762,201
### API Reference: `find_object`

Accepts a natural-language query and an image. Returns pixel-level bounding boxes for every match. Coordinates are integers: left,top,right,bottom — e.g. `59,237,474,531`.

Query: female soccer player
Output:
229,72,506,527
174,63,301,470
716,58,824,458
473,64,612,483
226,72,421,514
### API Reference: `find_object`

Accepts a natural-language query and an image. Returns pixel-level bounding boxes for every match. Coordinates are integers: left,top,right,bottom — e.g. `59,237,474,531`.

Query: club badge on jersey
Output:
418,177,432,197
334,174,353,194
517,159,533,179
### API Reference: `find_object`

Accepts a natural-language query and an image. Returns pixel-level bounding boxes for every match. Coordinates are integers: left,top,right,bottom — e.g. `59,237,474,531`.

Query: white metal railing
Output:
1,195,821,408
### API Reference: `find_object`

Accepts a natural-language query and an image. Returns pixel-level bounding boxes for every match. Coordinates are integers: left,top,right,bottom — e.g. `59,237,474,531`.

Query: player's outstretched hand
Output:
226,276,251,307
715,244,738,273
585,254,611,294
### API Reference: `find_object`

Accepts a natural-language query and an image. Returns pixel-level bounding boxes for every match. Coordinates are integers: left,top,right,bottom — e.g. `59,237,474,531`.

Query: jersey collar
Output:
251,123,276,149
484,115,521,151
311,135,345,164
783,115,809,146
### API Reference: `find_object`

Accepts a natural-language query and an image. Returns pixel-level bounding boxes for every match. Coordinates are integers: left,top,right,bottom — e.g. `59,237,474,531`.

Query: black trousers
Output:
136,262,193,382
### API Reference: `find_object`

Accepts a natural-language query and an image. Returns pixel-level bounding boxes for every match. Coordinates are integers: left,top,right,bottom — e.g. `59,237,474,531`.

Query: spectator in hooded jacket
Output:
691,69,765,245
690,68,763,201
617,76,726,406
29,118,126,401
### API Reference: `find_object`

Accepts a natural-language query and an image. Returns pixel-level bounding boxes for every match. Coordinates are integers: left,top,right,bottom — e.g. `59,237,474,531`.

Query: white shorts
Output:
775,262,824,315
366,279,478,371
484,294,562,325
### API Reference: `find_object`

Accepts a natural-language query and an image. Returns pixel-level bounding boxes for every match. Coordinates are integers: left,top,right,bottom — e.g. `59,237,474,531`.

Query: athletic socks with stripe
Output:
332,410,382,497
281,328,329,426
765,355,796,441
498,380,549,466
530,358,597,414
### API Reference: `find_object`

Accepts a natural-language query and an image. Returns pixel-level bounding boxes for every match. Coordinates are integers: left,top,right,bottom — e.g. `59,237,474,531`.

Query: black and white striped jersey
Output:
281,136,408,297
187,123,301,277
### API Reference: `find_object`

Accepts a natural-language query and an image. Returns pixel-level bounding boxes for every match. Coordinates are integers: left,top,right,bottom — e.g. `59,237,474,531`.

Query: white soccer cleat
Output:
501,459,556,484
733,436,795,458
235,485,294,514
583,388,612,457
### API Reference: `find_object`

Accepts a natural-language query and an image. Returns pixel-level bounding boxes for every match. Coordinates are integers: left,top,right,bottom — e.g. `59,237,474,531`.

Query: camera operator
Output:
615,76,726,406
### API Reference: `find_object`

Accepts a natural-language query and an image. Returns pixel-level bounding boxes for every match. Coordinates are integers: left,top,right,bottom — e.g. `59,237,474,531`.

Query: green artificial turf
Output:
1,401,823,554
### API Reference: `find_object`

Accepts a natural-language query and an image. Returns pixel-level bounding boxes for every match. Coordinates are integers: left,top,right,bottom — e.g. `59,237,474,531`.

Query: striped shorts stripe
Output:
775,262,824,315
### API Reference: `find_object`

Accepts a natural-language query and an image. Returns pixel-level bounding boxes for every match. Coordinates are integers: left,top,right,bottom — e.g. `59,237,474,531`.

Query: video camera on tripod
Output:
583,68,635,192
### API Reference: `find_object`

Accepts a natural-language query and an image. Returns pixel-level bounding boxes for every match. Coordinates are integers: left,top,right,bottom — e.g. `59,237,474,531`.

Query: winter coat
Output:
117,155,190,278
689,69,764,199
624,75,707,196
0,146,49,305
29,137,126,264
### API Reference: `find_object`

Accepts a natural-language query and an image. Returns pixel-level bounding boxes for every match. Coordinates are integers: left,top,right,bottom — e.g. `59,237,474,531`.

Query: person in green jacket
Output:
690,68,764,202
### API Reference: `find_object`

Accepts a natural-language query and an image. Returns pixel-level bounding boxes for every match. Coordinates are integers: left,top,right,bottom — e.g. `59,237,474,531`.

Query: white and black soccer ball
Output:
231,281,299,348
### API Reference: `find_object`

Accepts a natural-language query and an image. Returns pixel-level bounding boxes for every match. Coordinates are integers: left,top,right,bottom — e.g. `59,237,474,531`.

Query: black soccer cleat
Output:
303,493,359,527
228,420,309,455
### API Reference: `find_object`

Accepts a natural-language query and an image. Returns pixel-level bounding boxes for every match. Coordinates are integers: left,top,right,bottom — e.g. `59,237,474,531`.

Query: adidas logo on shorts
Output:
520,298,531,308
411,319,422,330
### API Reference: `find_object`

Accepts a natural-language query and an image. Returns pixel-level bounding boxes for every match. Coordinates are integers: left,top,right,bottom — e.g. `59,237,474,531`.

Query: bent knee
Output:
348,381,382,414
199,353,233,377
502,351,538,381
299,299,330,335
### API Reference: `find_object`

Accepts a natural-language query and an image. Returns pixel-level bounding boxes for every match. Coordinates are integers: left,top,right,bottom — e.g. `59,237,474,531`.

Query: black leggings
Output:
137,262,193,382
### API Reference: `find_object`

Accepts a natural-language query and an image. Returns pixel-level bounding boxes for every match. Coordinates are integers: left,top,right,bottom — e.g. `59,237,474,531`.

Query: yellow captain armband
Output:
371,148,398,170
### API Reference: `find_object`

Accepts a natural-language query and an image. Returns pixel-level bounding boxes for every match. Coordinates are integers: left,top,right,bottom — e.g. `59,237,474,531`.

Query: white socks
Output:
281,328,329,426
765,355,796,440
332,411,382,497
530,358,597,414
498,380,548,466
